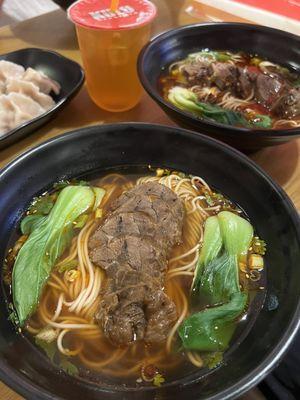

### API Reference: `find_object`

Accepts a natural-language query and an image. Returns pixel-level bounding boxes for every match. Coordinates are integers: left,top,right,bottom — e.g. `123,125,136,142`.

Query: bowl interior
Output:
0,124,300,400
138,23,300,150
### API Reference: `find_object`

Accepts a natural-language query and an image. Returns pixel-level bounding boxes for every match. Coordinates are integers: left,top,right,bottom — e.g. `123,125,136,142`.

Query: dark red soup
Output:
159,50,300,130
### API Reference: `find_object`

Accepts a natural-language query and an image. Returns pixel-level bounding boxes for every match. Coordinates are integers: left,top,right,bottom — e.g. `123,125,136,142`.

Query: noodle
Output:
273,119,300,129
192,86,255,112
187,351,203,368
218,89,254,111
27,172,215,377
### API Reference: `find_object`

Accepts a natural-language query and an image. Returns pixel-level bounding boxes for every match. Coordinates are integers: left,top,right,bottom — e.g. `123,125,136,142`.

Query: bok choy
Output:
13,185,105,325
179,292,247,351
168,86,272,128
178,211,253,352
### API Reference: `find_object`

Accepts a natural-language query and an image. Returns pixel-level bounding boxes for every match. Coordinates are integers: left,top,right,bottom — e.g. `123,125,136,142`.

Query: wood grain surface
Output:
0,1,299,399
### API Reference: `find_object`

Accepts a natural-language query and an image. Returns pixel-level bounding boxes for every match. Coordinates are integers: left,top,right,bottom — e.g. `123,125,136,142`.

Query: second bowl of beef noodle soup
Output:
160,50,300,130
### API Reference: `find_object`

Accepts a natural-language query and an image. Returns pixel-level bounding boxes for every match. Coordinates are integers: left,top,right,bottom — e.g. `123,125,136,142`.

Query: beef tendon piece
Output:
89,182,184,346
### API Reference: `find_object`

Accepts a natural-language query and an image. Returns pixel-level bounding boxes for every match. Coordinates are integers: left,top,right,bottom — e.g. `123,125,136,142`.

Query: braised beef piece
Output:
255,74,285,106
91,235,167,281
89,182,184,346
145,290,178,343
182,60,213,86
211,62,237,91
272,87,300,118
235,67,256,99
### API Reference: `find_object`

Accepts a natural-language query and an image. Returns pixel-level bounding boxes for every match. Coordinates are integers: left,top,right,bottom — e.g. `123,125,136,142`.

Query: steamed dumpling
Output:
0,60,25,82
0,93,46,133
7,92,46,121
6,79,55,109
23,67,61,95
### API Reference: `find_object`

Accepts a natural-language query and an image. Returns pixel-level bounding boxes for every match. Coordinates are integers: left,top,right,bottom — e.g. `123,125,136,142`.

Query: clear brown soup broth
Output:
10,167,265,385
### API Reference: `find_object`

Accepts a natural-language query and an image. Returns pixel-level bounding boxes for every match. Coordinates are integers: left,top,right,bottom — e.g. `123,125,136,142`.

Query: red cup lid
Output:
68,0,157,30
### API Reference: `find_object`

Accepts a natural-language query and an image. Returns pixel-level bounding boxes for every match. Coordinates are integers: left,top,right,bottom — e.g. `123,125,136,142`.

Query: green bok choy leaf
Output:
193,211,253,303
178,211,253,352
167,86,272,128
192,216,222,290
13,185,105,325
218,211,253,257
179,292,247,351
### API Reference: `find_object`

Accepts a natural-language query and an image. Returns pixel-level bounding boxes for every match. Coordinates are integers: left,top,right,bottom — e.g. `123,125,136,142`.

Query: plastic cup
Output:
68,0,157,112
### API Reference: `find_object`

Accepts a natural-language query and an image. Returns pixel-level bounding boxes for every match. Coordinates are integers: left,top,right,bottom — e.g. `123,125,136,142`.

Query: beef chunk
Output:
182,60,213,86
102,212,157,240
89,182,184,346
211,62,237,91
255,74,285,106
145,290,177,343
235,67,254,99
99,300,146,345
109,182,184,246
272,87,300,119
90,235,167,279
110,181,184,218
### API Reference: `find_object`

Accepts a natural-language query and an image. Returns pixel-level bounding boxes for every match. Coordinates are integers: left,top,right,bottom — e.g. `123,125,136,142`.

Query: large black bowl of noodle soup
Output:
0,123,299,400
138,23,300,152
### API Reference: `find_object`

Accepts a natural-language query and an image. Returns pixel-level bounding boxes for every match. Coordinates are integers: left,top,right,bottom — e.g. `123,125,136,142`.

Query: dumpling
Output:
22,67,61,95
7,92,46,122
0,92,46,134
6,79,55,110
0,93,46,134
0,60,25,82
0,95,16,135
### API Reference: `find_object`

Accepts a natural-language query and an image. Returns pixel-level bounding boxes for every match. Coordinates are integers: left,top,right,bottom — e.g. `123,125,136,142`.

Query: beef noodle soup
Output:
160,50,300,130
5,168,266,386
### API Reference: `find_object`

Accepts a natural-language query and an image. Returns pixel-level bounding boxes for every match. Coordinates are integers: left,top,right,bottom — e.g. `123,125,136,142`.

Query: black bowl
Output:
0,123,300,400
138,23,300,152
0,48,84,149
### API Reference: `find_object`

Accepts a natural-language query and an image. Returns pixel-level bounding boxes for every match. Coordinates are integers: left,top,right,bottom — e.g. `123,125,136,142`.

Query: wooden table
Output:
0,2,299,399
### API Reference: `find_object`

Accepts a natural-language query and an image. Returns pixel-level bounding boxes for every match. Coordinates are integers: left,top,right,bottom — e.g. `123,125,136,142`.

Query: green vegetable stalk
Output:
179,211,254,353
192,216,222,290
179,292,247,351
13,185,105,325
167,86,272,128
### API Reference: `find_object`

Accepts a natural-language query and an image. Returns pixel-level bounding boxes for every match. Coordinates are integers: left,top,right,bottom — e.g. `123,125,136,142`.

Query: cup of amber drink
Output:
68,0,156,112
